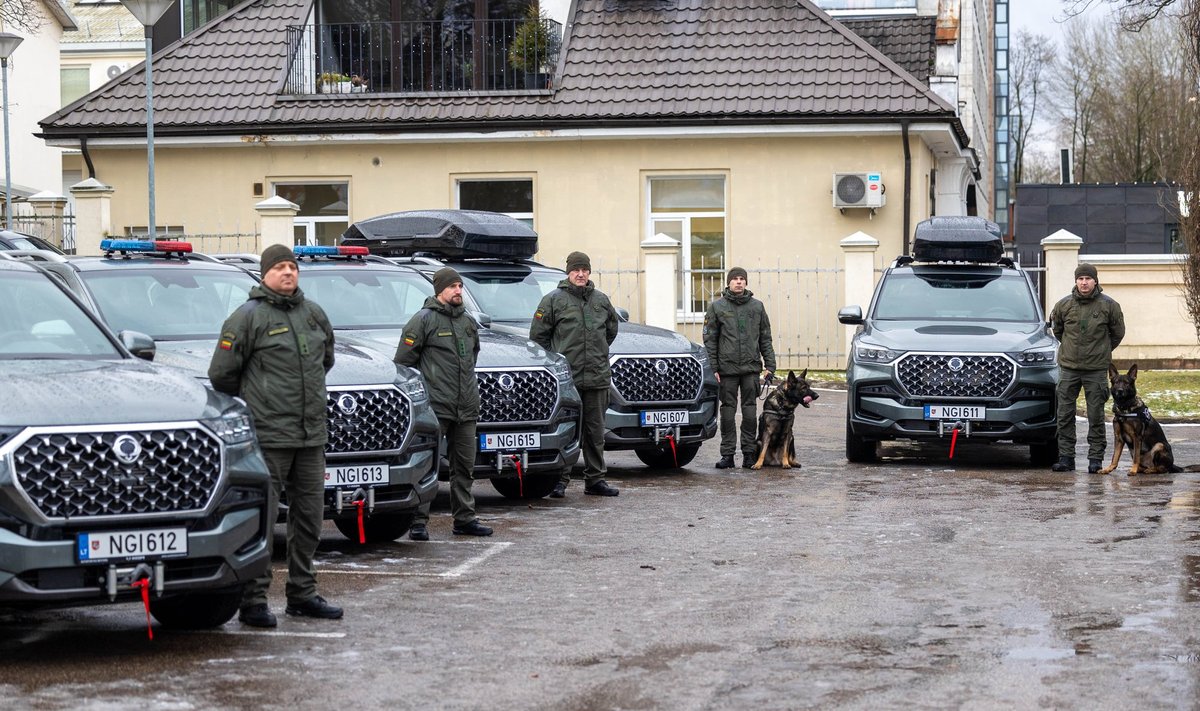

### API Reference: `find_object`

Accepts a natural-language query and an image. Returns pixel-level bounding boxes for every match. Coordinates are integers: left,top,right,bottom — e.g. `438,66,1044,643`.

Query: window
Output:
124,225,186,239
456,178,534,227
60,66,90,107
647,176,726,319
273,182,349,246
813,0,916,12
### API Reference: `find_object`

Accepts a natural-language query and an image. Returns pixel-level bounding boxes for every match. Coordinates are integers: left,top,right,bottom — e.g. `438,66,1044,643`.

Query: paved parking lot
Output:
4,388,1200,710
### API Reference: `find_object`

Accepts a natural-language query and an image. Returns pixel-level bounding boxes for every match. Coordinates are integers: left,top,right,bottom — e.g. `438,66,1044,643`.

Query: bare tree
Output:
1009,31,1056,185
1047,18,1106,181
0,0,45,34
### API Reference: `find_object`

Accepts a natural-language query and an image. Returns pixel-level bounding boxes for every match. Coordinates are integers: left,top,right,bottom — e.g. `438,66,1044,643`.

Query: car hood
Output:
862,320,1055,352
152,338,411,387
334,327,567,369
489,319,697,356
0,359,228,426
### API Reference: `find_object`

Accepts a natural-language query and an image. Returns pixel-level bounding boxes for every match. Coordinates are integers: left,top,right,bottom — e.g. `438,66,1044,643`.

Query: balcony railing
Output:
285,18,562,95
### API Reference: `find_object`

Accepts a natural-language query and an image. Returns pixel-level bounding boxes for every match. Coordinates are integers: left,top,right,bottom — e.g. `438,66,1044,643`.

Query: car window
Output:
302,269,434,329
460,271,562,321
80,268,257,339
0,235,38,250
873,272,1039,321
0,271,120,358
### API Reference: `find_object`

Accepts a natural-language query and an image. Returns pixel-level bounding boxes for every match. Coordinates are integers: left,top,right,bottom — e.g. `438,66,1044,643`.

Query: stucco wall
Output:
3,19,64,196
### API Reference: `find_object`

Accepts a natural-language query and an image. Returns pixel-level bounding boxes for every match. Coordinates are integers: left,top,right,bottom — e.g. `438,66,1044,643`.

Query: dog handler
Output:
209,244,343,627
1049,262,1125,473
703,266,777,469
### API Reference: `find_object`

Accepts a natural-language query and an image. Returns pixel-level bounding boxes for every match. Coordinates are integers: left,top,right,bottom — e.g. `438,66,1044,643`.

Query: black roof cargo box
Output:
911,216,1003,263
341,210,538,259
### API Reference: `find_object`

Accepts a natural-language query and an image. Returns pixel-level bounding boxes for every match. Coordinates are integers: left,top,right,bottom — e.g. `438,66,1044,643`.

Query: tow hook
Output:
106,561,158,600
493,451,529,474
653,425,681,444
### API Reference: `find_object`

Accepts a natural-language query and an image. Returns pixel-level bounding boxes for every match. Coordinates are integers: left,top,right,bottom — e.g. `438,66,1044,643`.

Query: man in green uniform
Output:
530,251,621,499
209,243,343,628
703,267,777,469
396,267,492,538
1049,262,1126,473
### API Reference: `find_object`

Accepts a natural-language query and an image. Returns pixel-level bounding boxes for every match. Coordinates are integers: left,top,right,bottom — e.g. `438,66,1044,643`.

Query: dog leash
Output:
757,373,775,400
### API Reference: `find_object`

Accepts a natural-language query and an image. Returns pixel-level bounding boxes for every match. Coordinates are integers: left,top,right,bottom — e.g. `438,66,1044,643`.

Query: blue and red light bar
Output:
293,245,370,257
100,239,193,254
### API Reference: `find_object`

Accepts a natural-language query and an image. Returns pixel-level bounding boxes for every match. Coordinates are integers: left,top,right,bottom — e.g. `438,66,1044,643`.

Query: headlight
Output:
205,410,255,445
547,359,573,383
853,342,902,364
397,375,428,402
1012,346,1057,366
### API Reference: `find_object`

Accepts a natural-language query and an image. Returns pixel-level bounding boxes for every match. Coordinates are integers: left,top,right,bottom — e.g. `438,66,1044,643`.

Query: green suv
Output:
838,217,1058,464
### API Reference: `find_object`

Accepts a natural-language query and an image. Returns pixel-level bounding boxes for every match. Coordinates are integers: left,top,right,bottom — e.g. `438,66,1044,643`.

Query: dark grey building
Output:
1012,183,1181,266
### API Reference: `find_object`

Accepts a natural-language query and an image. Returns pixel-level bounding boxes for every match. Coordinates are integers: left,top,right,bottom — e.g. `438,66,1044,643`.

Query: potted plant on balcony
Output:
318,72,352,94
507,5,558,89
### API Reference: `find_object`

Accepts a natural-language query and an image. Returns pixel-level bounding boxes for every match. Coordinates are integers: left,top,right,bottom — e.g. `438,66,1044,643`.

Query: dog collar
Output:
1114,405,1152,422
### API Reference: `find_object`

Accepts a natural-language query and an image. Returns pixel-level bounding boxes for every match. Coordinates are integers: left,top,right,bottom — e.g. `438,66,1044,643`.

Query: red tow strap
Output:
355,499,366,544
131,578,153,640
666,434,678,468
509,455,524,497
949,428,959,460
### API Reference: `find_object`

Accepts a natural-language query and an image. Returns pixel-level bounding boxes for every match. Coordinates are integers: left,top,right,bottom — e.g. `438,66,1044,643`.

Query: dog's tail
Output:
1179,464,1200,472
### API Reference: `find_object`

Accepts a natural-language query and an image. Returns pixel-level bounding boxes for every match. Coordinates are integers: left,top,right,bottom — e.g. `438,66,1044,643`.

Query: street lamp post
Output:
119,0,173,239
0,33,24,232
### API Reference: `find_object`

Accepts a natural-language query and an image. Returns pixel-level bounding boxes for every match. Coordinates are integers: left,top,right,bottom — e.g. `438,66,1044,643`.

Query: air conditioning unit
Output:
833,172,885,209
106,63,130,79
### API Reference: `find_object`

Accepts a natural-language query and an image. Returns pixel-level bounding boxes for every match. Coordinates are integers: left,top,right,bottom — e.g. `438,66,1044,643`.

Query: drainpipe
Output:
901,120,912,255
80,136,97,180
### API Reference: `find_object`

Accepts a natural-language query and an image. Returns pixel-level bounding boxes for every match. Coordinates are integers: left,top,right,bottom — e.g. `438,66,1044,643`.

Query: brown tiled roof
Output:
839,16,936,85
41,0,959,139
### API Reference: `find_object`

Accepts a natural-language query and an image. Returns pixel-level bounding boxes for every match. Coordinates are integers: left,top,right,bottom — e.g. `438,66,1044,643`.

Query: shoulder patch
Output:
535,309,544,320
219,338,234,351
403,335,416,346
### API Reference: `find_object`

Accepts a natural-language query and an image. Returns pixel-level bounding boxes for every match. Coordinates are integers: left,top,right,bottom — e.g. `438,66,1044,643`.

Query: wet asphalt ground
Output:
3,388,1200,710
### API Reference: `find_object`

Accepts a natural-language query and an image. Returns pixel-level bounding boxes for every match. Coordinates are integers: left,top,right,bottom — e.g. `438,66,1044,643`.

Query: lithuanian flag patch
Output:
403,335,415,346
534,309,544,320
219,338,234,351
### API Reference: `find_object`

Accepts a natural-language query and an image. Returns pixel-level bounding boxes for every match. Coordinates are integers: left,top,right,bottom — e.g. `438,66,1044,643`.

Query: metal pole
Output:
144,29,156,239
2,57,11,231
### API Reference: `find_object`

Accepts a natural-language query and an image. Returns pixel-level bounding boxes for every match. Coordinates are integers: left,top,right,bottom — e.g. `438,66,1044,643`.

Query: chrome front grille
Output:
326,387,412,455
478,368,558,424
896,354,1015,398
12,426,221,519
611,356,702,403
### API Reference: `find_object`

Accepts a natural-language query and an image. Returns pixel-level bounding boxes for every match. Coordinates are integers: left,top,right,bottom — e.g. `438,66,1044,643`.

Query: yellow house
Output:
39,0,981,366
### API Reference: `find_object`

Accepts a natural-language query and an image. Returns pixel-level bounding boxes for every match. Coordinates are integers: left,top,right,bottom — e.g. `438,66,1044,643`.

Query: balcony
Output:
285,18,562,95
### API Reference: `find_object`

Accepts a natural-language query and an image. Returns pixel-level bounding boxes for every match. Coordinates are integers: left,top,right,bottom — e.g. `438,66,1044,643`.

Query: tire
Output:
333,511,414,543
634,441,701,469
1029,440,1057,466
491,473,560,500
149,586,243,629
846,422,878,463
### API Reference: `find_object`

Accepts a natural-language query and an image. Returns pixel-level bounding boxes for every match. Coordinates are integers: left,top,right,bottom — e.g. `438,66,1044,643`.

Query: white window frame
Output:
645,175,728,323
271,180,349,246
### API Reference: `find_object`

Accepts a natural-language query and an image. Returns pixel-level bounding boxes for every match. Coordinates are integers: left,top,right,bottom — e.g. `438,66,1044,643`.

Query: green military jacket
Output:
703,287,777,376
394,296,481,423
208,284,335,448
529,279,619,390
1050,284,1126,371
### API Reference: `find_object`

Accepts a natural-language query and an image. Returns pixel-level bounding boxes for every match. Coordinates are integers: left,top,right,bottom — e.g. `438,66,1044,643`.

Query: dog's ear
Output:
800,368,808,380
1109,363,1119,381
1127,363,1138,381
787,371,796,383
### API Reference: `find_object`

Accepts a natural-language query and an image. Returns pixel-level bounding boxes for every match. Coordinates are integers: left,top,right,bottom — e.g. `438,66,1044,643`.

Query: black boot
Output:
1051,456,1075,472
1087,459,1103,474
715,455,735,469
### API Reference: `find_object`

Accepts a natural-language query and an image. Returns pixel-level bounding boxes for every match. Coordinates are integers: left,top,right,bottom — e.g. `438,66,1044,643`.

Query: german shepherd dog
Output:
1098,363,1182,475
750,370,818,470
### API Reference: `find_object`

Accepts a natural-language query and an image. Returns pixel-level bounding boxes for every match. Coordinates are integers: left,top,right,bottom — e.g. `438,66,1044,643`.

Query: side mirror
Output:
615,307,630,322
837,305,863,325
119,330,157,361
475,312,493,328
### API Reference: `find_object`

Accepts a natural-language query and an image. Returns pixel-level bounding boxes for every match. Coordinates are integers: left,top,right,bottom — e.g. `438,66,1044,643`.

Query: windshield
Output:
302,268,433,329
873,271,1039,322
1,235,38,250
461,270,562,321
80,268,257,340
0,270,121,358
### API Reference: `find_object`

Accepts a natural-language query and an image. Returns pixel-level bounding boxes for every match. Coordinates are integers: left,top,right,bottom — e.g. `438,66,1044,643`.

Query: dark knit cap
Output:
260,244,297,274
1075,263,1098,280
566,251,591,272
727,267,748,284
432,266,462,294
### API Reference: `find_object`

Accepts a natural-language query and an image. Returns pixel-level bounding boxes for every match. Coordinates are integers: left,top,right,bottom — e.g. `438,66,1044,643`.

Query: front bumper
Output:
603,390,720,451
470,419,581,480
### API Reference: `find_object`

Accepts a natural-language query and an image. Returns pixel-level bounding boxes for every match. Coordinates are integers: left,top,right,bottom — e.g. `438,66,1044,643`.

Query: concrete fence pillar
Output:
26,190,68,247
70,178,114,256
1041,229,1083,308
640,232,681,332
840,231,881,356
255,195,299,253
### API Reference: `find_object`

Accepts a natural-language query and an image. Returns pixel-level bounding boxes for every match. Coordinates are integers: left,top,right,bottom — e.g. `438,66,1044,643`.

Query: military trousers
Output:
1055,367,1110,461
718,373,759,458
562,387,609,486
242,445,326,609
414,418,479,526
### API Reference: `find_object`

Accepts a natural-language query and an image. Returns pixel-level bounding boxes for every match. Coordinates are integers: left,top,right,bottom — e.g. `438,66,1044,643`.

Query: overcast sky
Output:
1009,0,1115,46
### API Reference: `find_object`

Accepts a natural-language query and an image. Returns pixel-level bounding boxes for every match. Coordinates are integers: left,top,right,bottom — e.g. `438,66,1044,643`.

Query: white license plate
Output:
640,410,688,426
924,404,986,420
479,432,541,451
324,463,388,488
77,527,187,564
